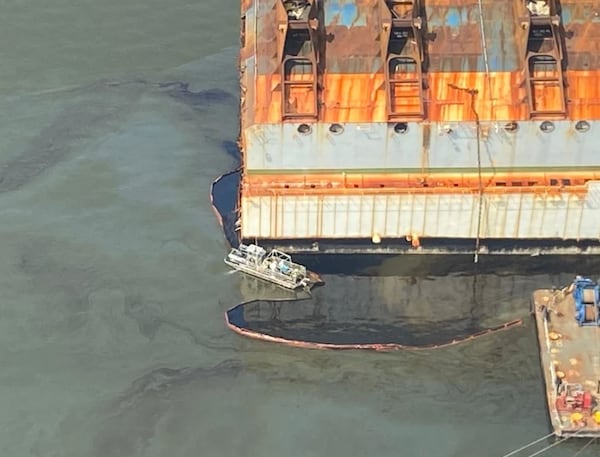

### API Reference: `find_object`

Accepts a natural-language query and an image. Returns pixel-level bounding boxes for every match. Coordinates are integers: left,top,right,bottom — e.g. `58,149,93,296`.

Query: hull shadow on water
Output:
212,168,600,348
225,280,523,350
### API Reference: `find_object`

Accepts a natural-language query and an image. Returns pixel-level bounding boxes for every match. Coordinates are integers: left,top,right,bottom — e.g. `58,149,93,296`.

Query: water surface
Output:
0,2,599,456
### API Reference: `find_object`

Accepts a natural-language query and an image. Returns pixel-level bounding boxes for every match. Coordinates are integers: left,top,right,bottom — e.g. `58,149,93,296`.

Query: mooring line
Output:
524,436,569,457
571,438,596,457
500,432,556,457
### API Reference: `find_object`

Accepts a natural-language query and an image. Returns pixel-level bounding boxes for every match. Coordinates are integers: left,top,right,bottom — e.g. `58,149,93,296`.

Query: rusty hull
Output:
239,0,600,125
532,288,600,438
235,0,600,249
242,170,600,196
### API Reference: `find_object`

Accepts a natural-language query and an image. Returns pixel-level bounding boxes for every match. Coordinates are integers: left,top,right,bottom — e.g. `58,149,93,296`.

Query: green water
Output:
0,2,598,456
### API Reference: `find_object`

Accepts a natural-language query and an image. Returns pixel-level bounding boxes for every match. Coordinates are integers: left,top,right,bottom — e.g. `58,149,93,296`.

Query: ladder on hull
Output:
276,1,320,121
380,0,426,120
519,0,567,118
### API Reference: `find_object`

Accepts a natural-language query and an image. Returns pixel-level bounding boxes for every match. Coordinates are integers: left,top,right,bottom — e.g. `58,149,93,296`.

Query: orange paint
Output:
244,71,600,125
565,71,600,120
427,72,530,122
241,171,600,197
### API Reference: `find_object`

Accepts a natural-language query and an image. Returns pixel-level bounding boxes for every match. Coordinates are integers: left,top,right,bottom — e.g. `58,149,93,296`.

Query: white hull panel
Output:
240,182,600,240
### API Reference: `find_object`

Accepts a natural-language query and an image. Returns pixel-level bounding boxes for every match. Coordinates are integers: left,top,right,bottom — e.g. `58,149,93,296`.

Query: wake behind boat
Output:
224,243,322,291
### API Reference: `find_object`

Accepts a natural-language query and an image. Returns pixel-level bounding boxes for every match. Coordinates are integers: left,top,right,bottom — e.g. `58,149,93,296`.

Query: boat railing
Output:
267,249,293,263
264,250,308,276
240,243,266,255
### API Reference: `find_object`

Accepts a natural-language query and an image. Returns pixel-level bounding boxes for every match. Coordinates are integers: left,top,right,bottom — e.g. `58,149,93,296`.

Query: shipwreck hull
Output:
236,0,600,254
244,238,600,256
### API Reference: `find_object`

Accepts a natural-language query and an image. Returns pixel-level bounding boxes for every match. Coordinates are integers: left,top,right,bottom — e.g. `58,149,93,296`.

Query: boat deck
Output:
224,243,323,291
532,288,600,438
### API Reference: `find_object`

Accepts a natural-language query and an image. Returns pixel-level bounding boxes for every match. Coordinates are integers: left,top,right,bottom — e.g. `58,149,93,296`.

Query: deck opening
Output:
540,120,555,133
576,121,591,133
297,122,312,134
393,121,408,134
329,123,343,134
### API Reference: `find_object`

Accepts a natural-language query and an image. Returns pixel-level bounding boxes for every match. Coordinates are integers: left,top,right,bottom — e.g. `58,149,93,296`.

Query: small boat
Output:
224,243,322,291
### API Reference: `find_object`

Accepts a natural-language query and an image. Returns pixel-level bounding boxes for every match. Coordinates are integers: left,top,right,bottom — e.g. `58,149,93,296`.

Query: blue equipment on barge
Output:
572,276,600,327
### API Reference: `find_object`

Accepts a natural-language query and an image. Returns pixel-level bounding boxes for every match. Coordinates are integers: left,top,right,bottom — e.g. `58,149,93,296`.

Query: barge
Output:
234,0,600,255
532,277,600,438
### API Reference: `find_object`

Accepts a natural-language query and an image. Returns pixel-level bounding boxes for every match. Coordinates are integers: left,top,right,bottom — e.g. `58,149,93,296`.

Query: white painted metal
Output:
240,182,600,240
244,121,600,171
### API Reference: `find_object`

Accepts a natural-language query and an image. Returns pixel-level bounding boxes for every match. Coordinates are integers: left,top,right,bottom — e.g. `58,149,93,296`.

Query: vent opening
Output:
329,123,344,134
297,123,312,135
575,120,590,133
540,121,555,133
393,122,408,134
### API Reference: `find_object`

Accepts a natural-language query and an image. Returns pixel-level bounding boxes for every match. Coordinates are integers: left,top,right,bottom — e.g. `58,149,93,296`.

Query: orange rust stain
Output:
241,171,600,197
245,71,600,124
242,184,591,197
566,71,600,120
428,72,529,122
321,74,388,123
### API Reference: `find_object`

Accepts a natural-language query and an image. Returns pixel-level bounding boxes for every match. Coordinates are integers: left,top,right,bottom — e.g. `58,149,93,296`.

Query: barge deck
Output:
532,278,600,438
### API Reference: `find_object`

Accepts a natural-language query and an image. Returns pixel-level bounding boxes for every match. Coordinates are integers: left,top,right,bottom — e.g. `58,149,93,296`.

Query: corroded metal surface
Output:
242,170,600,191
239,0,600,124
210,169,600,255
240,182,600,240
426,0,515,72
532,287,600,438
561,1,600,70
236,0,600,248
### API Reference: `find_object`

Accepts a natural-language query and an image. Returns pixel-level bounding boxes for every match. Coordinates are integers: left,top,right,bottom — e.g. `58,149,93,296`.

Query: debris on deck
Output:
532,276,600,438
224,243,322,291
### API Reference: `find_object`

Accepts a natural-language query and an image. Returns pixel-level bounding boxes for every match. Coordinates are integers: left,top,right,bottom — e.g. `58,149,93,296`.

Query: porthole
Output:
393,122,408,134
297,123,312,135
540,121,555,133
503,121,518,133
329,123,344,134
575,120,590,133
